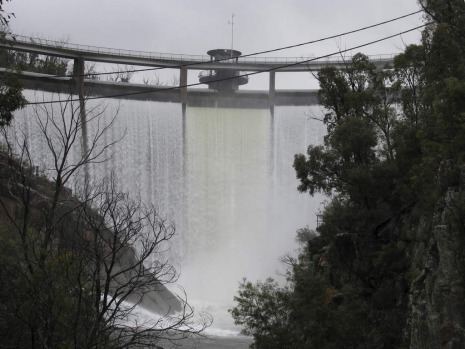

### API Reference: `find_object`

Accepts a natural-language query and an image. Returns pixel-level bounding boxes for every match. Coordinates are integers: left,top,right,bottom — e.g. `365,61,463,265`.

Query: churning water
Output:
12,91,325,334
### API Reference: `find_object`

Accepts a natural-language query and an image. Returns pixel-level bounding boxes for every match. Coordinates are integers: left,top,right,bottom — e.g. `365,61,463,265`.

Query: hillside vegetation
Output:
231,1,465,348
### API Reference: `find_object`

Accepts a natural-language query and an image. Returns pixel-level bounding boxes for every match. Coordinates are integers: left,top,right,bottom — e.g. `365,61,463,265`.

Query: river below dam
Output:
12,91,325,341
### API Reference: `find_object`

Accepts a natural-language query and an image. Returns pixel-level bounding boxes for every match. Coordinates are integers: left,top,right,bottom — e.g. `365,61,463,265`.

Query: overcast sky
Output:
5,0,425,89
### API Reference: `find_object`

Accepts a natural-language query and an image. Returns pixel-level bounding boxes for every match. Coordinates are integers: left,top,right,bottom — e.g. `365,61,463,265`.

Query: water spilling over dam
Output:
11,91,325,332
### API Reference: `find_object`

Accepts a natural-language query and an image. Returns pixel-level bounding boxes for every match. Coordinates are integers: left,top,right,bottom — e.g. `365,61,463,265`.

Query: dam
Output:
2,33,391,341
11,91,325,339
0,33,394,111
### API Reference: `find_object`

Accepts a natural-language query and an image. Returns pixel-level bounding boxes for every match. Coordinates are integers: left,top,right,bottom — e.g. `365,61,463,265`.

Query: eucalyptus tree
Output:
231,1,465,347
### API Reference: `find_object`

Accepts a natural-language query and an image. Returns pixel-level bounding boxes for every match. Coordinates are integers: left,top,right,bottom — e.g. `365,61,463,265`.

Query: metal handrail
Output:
4,33,397,66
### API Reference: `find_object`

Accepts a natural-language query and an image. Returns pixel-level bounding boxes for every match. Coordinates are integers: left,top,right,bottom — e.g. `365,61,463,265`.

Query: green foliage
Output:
233,2,465,348
294,145,339,195
0,44,69,76
0,218,96,348
0,24,68,126
0,31,68,126
0,73,25,126
290,48,426,344
295,52,405,209
230,249,377,349
230,278,294,349
0,27,28,126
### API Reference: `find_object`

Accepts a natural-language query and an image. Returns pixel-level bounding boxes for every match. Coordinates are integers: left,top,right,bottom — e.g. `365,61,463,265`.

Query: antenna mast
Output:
228,14,235,57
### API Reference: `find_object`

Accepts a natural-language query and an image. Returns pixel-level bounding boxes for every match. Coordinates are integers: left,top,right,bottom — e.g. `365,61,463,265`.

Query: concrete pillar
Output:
269,71,276,181
180,66,188,190
269,71,276,117
180,66,188,117
74,57,89,190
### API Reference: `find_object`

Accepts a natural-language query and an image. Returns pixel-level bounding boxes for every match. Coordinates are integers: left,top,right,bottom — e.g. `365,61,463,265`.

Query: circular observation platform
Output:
199,48,249,92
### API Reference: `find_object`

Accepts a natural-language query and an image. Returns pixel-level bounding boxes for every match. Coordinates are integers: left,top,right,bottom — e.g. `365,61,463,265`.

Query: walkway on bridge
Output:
0,33,395,72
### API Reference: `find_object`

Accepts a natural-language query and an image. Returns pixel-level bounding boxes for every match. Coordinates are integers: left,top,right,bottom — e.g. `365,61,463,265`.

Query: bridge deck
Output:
0,34,395,72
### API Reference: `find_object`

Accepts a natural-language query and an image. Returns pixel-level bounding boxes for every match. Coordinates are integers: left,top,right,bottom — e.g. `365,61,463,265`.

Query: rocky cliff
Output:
407,180,465,348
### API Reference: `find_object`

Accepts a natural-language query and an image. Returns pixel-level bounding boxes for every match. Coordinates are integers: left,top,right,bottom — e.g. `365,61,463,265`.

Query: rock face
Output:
0,152,182,316
407,184,465,348
113,244,182,314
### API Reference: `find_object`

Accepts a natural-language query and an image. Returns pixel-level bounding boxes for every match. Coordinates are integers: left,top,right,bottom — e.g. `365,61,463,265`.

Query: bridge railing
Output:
238,53,396,63
5,33,396,65
5,33,210,62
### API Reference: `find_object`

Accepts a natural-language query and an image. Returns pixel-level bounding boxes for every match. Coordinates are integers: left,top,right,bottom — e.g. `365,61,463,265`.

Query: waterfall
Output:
11,91,325,333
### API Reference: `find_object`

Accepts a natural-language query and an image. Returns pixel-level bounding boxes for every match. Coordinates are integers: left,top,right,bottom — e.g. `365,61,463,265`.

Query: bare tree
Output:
106,65,134,83
84,62,101,81
142,73,179,88
0,94,209,348
142,74,165,87
71,176,210,348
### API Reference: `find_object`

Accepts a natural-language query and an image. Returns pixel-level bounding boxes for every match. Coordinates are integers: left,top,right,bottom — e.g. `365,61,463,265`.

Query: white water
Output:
12,92,325,333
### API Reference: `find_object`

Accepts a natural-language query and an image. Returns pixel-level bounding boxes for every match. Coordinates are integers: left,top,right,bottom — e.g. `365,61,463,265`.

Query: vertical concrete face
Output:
268,71,276,178
180,66,188,188
269,71,276,117
180,66,188,116
74,58,89,188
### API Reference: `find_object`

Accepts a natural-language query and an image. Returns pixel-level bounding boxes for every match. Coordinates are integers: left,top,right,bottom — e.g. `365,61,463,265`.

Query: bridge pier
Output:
180,66,188,188
269,71,276,117
74,57,89,190
180,66,188,117
269,71,276,184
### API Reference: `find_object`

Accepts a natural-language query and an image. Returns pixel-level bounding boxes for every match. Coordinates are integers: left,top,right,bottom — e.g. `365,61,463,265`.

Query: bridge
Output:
0,33,397,186
0,34,395,72
0,33,396,111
